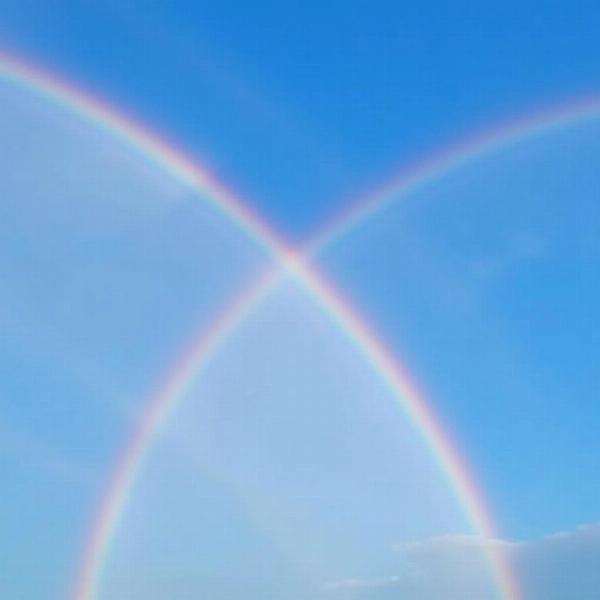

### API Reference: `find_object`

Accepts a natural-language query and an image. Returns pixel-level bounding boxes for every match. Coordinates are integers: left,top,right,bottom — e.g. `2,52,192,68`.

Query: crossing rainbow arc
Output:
4,51,594,600
308,95,600,255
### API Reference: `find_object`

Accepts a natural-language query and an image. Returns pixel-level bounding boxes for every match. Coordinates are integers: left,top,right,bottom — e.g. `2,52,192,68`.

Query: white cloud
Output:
324,523,600,599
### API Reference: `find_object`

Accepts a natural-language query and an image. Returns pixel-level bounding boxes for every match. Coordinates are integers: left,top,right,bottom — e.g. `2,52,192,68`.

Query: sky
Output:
1,2,600,599
2,1,600,236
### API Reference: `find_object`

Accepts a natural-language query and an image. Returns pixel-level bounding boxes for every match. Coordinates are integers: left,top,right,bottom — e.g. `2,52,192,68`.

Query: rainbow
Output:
308,94,600,254
0,51,285,261
4,51,596,600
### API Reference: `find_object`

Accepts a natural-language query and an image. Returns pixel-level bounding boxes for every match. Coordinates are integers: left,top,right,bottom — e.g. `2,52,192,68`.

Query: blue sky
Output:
320,118,600,539
1,2,600,599
2,1,600,236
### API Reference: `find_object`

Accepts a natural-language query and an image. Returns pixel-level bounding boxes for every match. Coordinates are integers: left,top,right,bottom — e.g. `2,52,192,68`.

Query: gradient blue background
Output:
2,1,600,236
1,2,600,599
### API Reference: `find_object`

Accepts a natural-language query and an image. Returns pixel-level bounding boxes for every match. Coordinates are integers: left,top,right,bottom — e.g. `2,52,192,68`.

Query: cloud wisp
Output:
324,523,600,600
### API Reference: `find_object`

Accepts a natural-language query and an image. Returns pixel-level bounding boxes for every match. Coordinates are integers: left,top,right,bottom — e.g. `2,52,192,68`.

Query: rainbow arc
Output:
5,50,595,600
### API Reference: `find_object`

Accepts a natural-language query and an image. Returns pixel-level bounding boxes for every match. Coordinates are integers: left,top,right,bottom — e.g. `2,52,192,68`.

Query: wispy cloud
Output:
324,523,600,599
